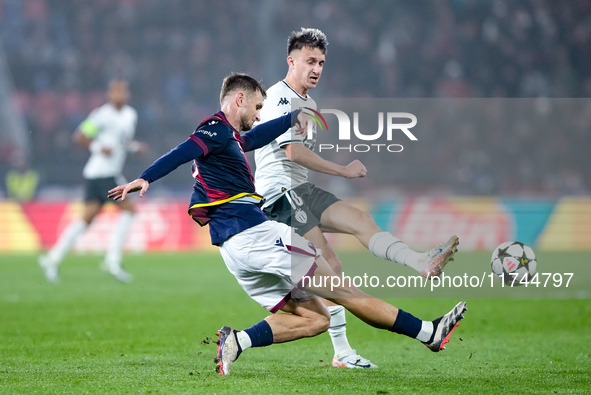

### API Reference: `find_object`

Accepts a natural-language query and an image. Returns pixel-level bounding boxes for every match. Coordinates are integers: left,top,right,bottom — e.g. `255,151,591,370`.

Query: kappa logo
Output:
274,238,284,247
208,120,218,125
277,97,289,106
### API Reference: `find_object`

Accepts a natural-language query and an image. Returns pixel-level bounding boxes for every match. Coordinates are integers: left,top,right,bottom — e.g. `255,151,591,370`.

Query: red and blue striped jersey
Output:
139,110,298,245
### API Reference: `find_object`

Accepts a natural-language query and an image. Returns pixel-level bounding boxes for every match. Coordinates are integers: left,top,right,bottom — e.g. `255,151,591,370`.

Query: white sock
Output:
327,305,353,358
48,220,87,264
105,211,133,270
369,232,422,271
236,331,252,351
416,321,434,343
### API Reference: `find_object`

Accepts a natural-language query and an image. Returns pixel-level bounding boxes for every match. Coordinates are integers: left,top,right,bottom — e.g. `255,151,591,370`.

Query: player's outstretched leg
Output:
214,298,328,376
38,253,59,283
423,301,467,352
320,202,459,279
328,305,377,369
301,256,468,351
214,256,468,375
303,227,377,368
369,232,459,279
38,219,88,283
102,209,134,283
417,235,460,279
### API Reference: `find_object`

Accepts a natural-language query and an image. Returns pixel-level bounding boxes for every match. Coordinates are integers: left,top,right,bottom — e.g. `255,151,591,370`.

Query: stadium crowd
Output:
0,0,589,196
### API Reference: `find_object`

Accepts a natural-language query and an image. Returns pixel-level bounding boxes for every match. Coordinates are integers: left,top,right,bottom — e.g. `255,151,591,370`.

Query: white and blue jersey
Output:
254,80,317,207
139,111,298,245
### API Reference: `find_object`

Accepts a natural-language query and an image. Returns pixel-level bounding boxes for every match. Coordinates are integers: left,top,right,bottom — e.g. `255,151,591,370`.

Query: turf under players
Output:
39,79,147,283
254,28,460,368
107,73,467,376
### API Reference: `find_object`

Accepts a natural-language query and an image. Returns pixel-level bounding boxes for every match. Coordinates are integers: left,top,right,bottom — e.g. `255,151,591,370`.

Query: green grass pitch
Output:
1,251,589,394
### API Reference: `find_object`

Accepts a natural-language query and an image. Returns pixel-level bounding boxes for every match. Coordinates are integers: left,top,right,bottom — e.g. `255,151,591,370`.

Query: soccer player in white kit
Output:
254,28,460,368
39,79,147,283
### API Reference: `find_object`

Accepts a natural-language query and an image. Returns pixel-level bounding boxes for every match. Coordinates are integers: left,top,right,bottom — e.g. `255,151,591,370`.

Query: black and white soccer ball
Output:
491,241,537,285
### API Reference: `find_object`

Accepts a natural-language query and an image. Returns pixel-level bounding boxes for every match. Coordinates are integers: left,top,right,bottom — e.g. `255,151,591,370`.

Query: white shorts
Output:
219,220,320,313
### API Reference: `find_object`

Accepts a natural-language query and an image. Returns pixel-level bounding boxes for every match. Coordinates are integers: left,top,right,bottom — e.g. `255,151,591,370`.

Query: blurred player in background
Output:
107,73,467,377
38,79,147,283
254,28,459,368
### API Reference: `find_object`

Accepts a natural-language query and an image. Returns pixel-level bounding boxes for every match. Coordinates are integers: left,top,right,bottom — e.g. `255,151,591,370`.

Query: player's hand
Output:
129,140,149,155
136,142,149,155
342,160,367,178
293,110,312,136
108,178,149,201
101,146,113,156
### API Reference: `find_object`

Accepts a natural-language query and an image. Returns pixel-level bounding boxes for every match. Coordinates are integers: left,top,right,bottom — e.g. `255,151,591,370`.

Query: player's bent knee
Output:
301,301,330,336
357,210,376,229
308,313,330,336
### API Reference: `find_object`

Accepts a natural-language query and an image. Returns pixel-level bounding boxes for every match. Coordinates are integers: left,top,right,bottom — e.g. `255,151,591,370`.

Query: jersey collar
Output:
282,80,308,101
198,111,237,133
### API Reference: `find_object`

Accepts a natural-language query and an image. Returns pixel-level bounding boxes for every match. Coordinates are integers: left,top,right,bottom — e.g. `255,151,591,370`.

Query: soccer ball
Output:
490,241,537,285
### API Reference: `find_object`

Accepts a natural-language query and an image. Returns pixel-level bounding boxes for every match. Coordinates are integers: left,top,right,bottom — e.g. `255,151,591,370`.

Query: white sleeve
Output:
86,107,103,124
79,107,105,138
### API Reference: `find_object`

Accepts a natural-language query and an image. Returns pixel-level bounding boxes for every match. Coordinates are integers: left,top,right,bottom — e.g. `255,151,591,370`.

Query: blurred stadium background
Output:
0,0,590,254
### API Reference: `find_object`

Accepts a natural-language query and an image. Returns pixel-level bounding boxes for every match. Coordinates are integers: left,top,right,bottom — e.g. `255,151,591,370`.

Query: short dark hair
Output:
287,28,328,55
220,72,267,103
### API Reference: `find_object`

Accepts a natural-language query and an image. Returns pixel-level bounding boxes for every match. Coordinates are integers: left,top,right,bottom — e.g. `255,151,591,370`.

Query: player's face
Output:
289,46,325,92
108,81,130,109
239,90,264,131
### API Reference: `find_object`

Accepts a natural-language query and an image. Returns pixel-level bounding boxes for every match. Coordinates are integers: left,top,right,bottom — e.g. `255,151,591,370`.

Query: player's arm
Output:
73,129,92,149
239,110,307,152
73,119,97,150
283,143,367,179
73,118,114,156
108,138,205,201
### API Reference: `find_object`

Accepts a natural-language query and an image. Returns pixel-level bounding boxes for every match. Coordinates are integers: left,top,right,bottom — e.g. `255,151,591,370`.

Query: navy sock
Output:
389,309,422,339
244,320,274,347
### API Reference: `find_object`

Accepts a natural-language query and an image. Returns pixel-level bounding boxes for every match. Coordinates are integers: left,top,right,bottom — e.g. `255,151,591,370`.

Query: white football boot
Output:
332,350,378,369
419,235,460,279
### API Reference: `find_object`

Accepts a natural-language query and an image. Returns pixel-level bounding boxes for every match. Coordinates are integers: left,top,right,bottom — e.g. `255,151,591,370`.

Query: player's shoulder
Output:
266,80,300,101
266,80,288,95
193,113,231,139
122,105,137,118
90,102,111,115
266,81,314,109
262,82,295,119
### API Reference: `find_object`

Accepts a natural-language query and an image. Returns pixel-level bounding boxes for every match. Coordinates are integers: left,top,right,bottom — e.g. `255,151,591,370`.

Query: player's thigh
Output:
219,221,319,312
280,295,330,320
319,201,379,235
301,255,364,301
